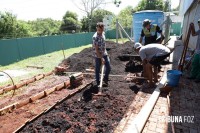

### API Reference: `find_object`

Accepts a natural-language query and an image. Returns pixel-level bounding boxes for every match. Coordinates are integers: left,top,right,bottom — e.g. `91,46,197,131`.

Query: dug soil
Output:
60,41,142,74
18,41,144,133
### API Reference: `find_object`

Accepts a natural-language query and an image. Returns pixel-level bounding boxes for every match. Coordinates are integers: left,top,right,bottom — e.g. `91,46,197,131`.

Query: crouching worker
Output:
188,19,200,83
134,43,171,87
92,22,111,86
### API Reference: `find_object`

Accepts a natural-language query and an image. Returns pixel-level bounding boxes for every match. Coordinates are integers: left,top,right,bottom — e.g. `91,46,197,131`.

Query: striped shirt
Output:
92,32,107,58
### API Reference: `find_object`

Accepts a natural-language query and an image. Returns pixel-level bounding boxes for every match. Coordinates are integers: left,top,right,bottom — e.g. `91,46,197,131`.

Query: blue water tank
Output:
133,10,164,42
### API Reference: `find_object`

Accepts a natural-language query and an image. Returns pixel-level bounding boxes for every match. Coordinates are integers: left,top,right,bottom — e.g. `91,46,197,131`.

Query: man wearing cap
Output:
134,42,171,86
188,19,200,83
139,19,164,45
92,22,111,86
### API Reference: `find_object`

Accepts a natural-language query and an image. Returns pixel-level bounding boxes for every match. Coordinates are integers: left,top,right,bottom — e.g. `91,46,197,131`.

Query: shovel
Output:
93,64,106,96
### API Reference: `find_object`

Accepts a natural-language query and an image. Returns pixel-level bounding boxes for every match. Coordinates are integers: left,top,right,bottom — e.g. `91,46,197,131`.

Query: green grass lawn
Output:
0,44,92,86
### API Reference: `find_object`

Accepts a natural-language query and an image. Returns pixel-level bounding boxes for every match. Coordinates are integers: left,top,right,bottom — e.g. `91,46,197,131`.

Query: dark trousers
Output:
95,55,111,85
149,53,170,66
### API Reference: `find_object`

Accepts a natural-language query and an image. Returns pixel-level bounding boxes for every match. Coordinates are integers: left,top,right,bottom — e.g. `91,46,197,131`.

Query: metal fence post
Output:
116,19,119,44
16,38,22,60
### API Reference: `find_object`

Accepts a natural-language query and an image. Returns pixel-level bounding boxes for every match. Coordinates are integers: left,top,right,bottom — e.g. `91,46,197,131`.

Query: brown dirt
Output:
17,42,146,133
0,75,69,109
0,80,91,133
0,41,147,133
61,41,139,75
18,77,142,133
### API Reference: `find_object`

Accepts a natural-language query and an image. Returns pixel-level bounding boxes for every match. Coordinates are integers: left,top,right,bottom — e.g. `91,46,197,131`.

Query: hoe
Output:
93,64,106,96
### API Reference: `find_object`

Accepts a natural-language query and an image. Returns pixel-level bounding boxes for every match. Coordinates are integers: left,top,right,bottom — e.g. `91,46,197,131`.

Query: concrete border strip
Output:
122,74,167,133
120,36,177,133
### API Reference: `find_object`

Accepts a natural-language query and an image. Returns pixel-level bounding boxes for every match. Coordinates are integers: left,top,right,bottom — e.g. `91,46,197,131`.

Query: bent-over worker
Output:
134,43,171,86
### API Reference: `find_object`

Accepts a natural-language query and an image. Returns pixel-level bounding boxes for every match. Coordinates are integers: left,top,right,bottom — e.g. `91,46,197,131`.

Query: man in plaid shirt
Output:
92,22,111,86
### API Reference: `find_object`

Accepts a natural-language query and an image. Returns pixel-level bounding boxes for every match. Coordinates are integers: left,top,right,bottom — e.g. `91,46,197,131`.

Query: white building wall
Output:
179,0,194,16
182,1,200,49
103,15,113,31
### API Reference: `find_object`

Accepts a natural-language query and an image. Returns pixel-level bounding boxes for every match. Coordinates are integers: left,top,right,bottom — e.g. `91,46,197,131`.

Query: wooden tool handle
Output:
99,65,105,89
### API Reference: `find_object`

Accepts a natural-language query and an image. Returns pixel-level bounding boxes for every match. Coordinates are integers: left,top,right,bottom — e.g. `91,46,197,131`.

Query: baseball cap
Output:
143,19,151,27
134,42,142,50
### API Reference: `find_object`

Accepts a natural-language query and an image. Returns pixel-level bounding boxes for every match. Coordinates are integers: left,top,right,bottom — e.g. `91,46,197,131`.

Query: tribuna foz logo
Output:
159,116,194,123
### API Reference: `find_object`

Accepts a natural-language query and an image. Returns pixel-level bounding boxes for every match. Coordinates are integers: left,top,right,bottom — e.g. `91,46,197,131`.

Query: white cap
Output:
134,42,142,49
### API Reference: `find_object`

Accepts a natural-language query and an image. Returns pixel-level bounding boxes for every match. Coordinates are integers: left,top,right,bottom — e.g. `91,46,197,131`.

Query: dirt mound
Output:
60,42,137,75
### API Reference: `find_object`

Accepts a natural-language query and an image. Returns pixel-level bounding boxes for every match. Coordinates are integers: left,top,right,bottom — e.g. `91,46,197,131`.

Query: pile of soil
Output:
18,41,144,133
60,41,141,75
19,77,141,133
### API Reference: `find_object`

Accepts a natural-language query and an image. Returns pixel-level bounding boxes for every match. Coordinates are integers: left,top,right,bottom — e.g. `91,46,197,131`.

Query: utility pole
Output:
116,19,119,44
89,16,92,32
168,0,171,12
114,0,121,44
164,14,171,45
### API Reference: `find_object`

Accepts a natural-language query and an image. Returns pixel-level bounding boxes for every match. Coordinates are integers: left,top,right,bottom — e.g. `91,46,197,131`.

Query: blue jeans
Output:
95,55,111,85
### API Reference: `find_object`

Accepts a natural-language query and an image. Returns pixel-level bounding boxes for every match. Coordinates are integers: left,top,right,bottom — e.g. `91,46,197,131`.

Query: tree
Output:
15,20,32,38
117,6,133,28
0,11,31,39
80,9,113,32
92,9,113,31
136,0,164,11
72,0,106,32
60,11,81,33
81,17,90,32
163,0,171,12
28,18,61,36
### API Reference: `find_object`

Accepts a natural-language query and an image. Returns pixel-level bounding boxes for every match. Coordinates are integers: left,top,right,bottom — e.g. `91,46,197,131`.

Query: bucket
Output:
167,70,182,87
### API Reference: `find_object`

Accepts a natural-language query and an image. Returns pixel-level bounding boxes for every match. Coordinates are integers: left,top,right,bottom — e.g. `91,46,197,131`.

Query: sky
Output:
0,0,180,21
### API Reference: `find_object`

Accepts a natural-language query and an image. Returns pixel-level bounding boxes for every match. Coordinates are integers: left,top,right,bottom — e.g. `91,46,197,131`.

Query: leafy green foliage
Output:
28,18,61,36
0,11,62,39
0,12,31,39
91,9,113,31
116,6,133,28
60,11,81,33
81,17,90,32
81,9,113,32
110,0,165,30
136,0,164,11
163,0,170,12
0,0,173,39
15,20,32,37
63,11,78,20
